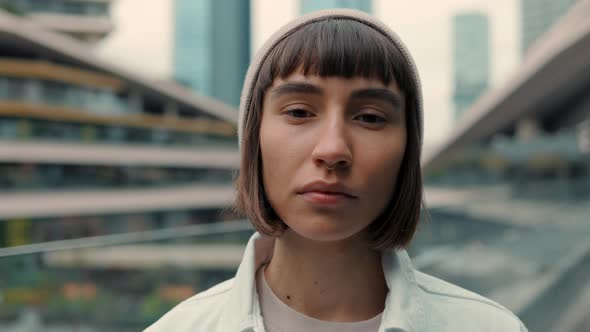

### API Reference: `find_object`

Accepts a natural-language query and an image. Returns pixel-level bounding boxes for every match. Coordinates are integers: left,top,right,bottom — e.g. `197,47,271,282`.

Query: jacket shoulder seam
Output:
417,283,521,320
183,279,233,304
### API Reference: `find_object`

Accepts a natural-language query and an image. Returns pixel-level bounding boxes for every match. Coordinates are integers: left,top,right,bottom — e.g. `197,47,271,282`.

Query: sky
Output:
97,0,521,150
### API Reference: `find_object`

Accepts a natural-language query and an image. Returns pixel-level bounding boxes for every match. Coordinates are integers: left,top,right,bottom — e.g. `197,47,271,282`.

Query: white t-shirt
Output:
256,266,383,332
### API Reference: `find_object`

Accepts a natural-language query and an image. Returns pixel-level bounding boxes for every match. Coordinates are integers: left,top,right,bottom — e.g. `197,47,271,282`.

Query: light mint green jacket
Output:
146,233,528,332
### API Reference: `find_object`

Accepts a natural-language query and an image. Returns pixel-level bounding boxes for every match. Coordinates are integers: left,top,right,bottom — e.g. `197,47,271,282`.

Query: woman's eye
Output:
356,113,386,124
285,109,313,118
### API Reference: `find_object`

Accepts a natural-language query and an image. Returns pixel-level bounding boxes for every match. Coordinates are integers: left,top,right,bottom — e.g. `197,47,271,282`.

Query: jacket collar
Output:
221,233,426,332
381,249,427,331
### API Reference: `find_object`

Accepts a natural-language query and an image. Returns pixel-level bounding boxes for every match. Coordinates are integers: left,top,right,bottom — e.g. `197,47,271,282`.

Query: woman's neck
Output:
263,229,388,322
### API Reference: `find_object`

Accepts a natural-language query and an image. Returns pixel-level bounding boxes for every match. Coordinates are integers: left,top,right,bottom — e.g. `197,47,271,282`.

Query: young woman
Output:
147,9,527,332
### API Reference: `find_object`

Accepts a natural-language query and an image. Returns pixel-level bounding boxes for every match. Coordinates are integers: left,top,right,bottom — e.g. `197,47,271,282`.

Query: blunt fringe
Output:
236,18,424,250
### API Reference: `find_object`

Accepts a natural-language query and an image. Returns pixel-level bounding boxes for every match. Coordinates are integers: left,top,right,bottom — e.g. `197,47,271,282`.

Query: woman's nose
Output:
311,120,352,171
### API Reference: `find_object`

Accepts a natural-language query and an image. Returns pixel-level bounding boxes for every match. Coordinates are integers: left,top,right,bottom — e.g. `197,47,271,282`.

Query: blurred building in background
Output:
0,6,239,247
424,2,590,328
300,0,372,14
173,0,250,107
0,5,240,327
520,0,578,54
428,0,590,185
452,12,490,120
0,0,113,43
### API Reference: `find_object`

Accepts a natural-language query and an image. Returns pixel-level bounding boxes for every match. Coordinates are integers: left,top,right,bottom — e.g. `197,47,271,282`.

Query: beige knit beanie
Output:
238,8,423,150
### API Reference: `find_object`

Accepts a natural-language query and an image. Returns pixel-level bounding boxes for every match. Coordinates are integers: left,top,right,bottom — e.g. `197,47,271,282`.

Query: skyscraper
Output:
174,0,250,107
452,12,490,120
521,0,577,54
300,0,372,14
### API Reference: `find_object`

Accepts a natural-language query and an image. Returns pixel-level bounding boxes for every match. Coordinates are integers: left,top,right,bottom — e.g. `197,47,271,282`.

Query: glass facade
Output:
300,0,372,13
174,0,211,96
452,13,490,119
521,0,577,54
0,118,236,147
0,163,235,192
173,0,250,107
0,73,237,147
0,0,109,16
0,76,127,114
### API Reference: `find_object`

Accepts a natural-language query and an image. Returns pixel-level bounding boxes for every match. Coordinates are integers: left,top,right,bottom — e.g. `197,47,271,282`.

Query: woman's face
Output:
259,70,407,243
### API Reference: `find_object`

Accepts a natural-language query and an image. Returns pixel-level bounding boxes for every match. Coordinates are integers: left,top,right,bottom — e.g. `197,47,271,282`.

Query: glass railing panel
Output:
423,124,590,331
1,208,589,331
0,221,254,331
0,205,242,247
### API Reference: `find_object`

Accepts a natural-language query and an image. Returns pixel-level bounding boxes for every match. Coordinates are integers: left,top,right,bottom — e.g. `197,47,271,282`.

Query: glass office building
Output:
521,0,577,54
300,0,372,13
174,0,251,107
174,0,211,96
452,12,490,120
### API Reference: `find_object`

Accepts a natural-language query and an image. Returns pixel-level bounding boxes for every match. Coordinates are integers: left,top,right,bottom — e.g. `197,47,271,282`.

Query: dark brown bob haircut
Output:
236,18,424,250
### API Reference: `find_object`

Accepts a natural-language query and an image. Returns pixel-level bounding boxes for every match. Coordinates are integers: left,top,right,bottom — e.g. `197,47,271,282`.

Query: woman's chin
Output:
284,219,365,243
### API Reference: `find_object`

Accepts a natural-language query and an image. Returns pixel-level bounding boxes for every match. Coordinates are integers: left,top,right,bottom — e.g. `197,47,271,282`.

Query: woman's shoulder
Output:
413,270,528,331
144,278,235,332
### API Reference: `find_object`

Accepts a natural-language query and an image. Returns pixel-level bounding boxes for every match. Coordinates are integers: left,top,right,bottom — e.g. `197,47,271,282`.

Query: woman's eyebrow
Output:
350,88,404,109
269,82,323,100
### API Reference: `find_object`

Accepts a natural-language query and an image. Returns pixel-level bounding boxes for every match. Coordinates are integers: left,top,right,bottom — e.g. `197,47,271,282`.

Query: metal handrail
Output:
0,220,252,258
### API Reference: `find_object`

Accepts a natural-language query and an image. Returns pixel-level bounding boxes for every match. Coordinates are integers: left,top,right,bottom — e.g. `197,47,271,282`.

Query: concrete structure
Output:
424,0,590,169
300,0,372,13
521,0,578,54
174,0,250,107
452,12,491,120
0,0,114,42
0,8,239,246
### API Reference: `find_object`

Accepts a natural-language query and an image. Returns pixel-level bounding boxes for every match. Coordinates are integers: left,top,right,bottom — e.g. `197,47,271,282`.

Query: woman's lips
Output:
300,191,355,205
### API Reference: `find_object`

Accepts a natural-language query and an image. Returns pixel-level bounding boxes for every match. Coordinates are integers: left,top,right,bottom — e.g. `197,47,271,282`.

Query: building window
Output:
300,0,372,14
